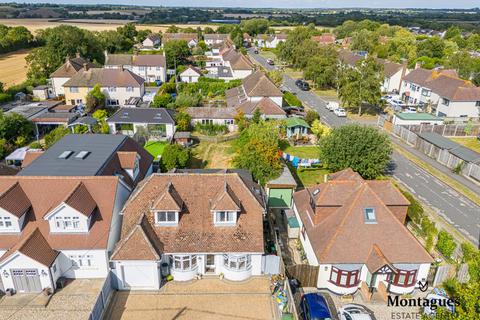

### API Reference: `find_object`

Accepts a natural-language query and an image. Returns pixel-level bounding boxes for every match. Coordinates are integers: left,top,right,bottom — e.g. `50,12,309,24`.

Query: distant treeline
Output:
0,24,35,54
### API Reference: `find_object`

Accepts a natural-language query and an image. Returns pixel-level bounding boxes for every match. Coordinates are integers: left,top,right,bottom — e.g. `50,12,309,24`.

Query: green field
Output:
281,144,320,159
144,141,168,159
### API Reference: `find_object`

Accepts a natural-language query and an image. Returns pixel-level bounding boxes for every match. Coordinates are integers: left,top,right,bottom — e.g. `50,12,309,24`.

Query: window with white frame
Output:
55,216,81,230
224,119,234,125
70,87,79,93
223,254,251,271
171,255,197,271
126,86,134,92
214,211,236,225
155,211,178,225
0,216,13,228
69,254,93,267
364,208,377,224
442,98,450,106
108,87,116,92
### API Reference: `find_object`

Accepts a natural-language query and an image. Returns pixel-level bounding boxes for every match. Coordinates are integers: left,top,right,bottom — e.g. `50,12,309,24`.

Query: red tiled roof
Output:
293,169,432,268
2,228,59,267
63,181,97,217
113,173,265,257
0,182,31,218
21,151,43,169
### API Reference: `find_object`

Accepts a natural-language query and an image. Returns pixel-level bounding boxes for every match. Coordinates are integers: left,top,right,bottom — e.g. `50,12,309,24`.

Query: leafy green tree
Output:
161,144,191,171
385,28,417,63
44,126,70,149
136,29,153,43
291,39,318,69
233,121,282,184
305,110,320,126
92,109,109,134
85,84,106,113
175,111,192,131
174,92,202,109
444,26,461,40
26,25,104,81
417,36,445,59
445,50,476,80
277,26,314,64
310,120,331,139
436,230,457,259
164,40,191,69
0,112,33,143
267,70,283,87
338,57,383,115
350,29,376,53
320,124,392,179
252,108,262,123
466,33,480,51
240,19,270,36
95,30,128,53
304,46,338,88
116,23,137,44
152,93,174,108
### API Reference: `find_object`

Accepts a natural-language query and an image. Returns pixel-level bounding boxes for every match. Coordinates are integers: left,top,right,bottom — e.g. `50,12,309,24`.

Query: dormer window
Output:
55,216,80,230
0,216,12,229
155,211,178,226
364,208,377,224
214,211,237,225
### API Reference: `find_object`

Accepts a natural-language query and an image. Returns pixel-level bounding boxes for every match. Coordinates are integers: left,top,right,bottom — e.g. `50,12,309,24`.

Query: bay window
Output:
329,267,360,287
387,269,417,287
172,255,197,271
223,254,251,271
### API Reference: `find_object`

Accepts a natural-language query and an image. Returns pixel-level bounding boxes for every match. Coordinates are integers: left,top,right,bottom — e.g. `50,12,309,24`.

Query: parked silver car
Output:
338,304,375,320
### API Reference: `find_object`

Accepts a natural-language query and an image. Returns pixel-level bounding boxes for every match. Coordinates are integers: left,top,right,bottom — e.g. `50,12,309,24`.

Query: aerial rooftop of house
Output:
111,171,266,259
19,134,153,185
107,108,175,125
50,55,95,78
226,71,283,107
105,53,166,67
293,168,432,267
63,68,145,88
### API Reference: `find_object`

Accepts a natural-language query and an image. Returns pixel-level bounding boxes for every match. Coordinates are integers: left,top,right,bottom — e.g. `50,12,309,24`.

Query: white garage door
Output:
121,264,157,289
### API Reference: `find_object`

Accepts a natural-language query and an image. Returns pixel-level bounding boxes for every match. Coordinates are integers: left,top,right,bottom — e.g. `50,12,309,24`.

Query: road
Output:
248,49,480,246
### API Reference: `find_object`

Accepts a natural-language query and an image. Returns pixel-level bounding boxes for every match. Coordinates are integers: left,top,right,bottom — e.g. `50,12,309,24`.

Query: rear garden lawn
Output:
144,141,168,159
450,137,480,153
281,143,320,159
287,163,329,187
190,139,237,169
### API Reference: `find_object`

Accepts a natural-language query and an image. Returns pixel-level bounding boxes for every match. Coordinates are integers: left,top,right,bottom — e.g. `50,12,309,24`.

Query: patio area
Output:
104,277,279,320
0,278,105,320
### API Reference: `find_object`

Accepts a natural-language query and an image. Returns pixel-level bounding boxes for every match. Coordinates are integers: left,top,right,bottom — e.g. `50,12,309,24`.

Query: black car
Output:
254,48,259,54
295,79,310,91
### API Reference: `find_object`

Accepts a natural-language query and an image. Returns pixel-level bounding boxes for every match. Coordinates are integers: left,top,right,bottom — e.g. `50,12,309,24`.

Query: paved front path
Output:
105,277,278,320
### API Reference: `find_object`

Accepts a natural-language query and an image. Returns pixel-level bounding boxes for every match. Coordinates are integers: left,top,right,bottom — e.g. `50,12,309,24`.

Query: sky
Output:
3,0,480,9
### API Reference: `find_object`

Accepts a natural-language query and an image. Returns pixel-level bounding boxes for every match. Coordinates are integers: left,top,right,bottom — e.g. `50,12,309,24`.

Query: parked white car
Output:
338,304,374,320
326,101,339,111
405,106,417,113
389,98,407,111
334,108,347,117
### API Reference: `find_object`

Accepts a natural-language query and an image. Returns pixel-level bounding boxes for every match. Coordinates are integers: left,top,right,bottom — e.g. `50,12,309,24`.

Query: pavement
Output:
0,278,105,320
248,49,480,246
104,277,278,320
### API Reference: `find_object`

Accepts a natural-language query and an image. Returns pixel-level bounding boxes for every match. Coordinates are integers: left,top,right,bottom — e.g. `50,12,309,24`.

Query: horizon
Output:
2,1,480,10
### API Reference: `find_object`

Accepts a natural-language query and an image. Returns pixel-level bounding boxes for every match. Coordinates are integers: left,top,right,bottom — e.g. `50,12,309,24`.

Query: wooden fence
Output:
286,264,319,288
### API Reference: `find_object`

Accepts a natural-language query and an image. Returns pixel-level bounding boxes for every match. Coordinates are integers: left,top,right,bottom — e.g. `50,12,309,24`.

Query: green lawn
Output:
144,141,168,159
281,144,320,159
450,137,480,153
287,163,329,187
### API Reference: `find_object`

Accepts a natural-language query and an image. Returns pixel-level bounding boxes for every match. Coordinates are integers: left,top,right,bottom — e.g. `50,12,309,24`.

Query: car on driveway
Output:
300,293,333,320
404,106,417,113
388,98,406,111
326,101,339,111
334,108,347,117
338,304,375,320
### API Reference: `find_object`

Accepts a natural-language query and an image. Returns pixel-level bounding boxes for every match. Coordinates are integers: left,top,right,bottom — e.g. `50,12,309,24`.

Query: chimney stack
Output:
76,52,80,58
83,63,89,71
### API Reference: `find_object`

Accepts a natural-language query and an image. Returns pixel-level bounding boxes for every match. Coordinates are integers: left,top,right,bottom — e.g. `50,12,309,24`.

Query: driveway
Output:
0,278,105,320
104,277,278,320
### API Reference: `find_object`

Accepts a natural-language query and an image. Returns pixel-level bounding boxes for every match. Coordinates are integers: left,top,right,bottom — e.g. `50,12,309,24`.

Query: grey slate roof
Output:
18,134,128,176
266,164,297,188
107,108,175,124
418,132,459,150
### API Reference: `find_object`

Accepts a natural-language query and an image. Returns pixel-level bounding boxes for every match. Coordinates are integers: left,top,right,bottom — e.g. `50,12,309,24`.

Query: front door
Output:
11,269,42,293
205,255,215,273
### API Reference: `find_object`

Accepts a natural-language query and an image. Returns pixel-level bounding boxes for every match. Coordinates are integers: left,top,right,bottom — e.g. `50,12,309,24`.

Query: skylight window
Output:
364,208,377,224
58,151,73,159
75,151,90,159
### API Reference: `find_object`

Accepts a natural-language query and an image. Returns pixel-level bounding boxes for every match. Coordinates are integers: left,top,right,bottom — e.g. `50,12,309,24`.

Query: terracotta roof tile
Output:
365,244,393,273
293,170,432,265
152,182,184,211
211,182,241,211
63,181,97,217
63,68,144,88
236,98,286,116
242,71,283,97
114,173,265,257
21,151,43,169
2,228,59,267
50,57,95,78
185,107,238,119
0,182,31,218
117,151,138,169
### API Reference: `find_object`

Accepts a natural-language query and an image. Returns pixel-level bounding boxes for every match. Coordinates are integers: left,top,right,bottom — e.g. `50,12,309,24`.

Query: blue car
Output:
300,293,333,320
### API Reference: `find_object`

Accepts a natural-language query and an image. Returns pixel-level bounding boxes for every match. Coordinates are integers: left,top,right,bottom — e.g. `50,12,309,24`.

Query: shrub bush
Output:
178,78,241,97
283,91,302,107
436,230,457,259
194,123,228,136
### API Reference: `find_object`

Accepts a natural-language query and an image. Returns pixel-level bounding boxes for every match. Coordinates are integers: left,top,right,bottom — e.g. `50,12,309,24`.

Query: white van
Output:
326,101,339,111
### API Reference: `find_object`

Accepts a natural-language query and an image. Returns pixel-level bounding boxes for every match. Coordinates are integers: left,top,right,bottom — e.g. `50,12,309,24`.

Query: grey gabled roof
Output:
106,108,175,125
417,132,458,150
18,134,128,176
449,145,480,163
